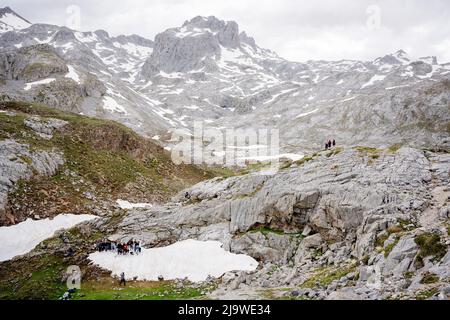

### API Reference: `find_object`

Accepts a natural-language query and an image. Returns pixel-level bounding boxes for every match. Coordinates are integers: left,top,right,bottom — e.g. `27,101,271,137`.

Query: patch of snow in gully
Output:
361,74,386,88
24,78,56,90
0,214,97,262
88,239,258,282
116,199,153,209
65,65,81,83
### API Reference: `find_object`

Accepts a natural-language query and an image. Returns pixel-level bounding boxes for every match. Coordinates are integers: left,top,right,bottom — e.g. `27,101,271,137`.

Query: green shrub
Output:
388,143,402,154
420,272,439,284
414,233,446,261
384,237,400,258
300,263,357,288
416,288,439,300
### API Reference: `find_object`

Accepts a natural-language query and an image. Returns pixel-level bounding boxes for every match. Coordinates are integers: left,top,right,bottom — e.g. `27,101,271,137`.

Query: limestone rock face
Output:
325,289,362,300
0,13,449,154
0,44,68,82
0,139,64,225
23,116,68,139
142,16,243,76
115,147,442,264
108,145,450,300
383,237,418,275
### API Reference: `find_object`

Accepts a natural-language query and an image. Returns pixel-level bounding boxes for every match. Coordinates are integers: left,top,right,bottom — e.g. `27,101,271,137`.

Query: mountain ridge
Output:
0,6,31,33
0,7,449,302
0,7,449,157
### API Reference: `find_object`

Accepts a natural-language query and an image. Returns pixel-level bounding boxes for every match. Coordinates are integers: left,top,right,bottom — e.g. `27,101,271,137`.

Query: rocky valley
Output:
0,6,449,301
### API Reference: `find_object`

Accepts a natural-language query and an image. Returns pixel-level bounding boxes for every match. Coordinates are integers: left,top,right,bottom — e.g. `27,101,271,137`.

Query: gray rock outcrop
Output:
0,139,64,224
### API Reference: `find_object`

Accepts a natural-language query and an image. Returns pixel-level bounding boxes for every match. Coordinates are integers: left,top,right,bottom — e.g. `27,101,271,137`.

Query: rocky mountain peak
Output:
113,34,154,48
0,7,16,17
182,15,227,31
141,16,248,75
395,49,407,56
0,6,31,33
178,15,241,48
419,55,438,65
52,27,77,42
239,31,257,49
394,49,410,63
373,49,412,68
94,29,110,40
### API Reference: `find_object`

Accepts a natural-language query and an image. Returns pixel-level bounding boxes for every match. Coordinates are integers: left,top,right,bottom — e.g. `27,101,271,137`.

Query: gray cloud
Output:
6,0,450,62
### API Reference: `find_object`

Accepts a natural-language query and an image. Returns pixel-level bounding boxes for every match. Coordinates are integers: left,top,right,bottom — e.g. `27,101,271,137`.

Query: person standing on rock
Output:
325,141,329,150
333,139,336,147
119,272,126,286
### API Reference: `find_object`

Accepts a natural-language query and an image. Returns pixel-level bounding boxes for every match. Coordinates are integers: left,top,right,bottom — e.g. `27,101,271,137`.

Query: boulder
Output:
383,237,418,275
301,234,323,249
325,289,362,300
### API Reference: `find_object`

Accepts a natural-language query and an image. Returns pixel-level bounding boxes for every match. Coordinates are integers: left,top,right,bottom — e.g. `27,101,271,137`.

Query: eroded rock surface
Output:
0,139,64,224
112,147,450,299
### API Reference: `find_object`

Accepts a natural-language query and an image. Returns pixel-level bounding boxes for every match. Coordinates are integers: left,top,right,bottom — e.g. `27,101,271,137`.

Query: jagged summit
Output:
0,6,30,22
373,49,440,71
0,8,448,154
395,49,408,56
0,6,31,33
393,49,410,63
140,15,280,75
373,49,411,69
182,15,230,30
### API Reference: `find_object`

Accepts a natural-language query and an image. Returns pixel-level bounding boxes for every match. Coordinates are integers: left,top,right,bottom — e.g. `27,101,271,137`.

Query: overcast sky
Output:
7,0,450,63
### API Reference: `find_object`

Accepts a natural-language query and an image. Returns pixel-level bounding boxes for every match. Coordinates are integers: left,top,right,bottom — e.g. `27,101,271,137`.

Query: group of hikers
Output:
94,240,143,288
325,139,336,150
96,239,142,255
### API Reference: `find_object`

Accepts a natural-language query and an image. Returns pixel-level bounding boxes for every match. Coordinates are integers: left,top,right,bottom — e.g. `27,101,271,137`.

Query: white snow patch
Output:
401,66,414,78
296,109,319,119
340,96,357,103
74,32,99,43
65,65,81,83
55,42,74,53
158,71,184,79
386,84,410,90
33,36,53,44
0,214,97,262
184,105,201,110
376,63,395,73
89,239,257,282
0,12,31,31
361,75,386,88
24,78,55,90
112,42,152,58
116,200,152,210
174,27,217,38
103,96,128,114
264,88,297,104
